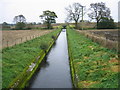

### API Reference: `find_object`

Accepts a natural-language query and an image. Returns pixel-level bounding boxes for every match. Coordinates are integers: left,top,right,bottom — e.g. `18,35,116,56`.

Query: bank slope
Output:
2,29,61,88
67,28,119,88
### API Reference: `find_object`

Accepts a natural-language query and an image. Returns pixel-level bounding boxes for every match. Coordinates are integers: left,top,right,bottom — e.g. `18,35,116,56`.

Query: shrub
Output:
51,35,56,40
15,22,26,30
25,23,33,30
40,42,48,53
98,17,116,29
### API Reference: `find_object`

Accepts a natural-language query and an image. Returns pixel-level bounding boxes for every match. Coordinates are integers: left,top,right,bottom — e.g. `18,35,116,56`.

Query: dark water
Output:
28,29,73,88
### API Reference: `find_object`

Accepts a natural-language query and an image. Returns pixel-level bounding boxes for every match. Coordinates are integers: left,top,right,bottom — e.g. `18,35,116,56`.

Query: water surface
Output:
29,29,72,88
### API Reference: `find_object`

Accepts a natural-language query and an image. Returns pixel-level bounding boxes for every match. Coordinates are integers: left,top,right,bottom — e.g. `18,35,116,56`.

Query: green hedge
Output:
98,17,117,29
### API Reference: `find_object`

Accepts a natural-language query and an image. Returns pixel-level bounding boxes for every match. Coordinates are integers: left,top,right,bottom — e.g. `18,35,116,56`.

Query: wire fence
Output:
78,30,118,51
1,32,51,49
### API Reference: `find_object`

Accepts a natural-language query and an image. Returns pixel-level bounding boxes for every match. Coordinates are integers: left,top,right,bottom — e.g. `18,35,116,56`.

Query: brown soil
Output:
79,80,99,88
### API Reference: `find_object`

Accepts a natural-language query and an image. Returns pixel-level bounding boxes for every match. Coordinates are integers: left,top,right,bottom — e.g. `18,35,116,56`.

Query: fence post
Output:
26,37,27,41
15,39,16,45
105,36,108,47
7,40,9,47
21,38,22,43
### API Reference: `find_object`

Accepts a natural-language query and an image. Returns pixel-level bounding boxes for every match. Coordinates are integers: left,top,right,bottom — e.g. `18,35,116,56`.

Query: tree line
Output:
65,2,116,29
3,2,117,30
12,10,57,30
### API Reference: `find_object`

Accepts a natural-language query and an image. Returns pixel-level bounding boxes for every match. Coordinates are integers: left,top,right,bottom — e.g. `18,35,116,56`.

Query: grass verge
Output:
67,27,119,88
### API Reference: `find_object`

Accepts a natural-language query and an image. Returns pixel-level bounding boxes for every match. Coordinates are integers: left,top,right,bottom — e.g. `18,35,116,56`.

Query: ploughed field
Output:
81,29,118,41
1,30,52,48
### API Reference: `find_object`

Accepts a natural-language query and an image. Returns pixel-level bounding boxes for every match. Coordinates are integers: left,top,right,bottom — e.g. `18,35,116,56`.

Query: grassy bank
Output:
67,28,119,88
2,29,61,88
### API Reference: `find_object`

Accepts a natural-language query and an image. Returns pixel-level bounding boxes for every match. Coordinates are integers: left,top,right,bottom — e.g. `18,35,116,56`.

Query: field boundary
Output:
2,30,52,49
77,30,118,51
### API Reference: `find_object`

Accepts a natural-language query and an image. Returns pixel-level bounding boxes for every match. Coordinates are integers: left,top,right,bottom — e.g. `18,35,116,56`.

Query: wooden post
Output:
26,37,27,41
15,39,16,45
7,40,9,47
21,38,22,43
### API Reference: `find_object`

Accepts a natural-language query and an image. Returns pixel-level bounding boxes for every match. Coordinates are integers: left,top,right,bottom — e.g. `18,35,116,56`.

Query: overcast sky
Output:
0,0,119,23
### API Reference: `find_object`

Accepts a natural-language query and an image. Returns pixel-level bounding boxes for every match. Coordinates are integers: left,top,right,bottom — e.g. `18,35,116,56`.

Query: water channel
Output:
28,29,73,88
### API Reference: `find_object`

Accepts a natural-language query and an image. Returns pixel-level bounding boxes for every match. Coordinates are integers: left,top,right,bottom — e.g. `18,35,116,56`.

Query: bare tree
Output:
88,2,111,28
65,3,84,29
13,15,26,24
13,15,26,29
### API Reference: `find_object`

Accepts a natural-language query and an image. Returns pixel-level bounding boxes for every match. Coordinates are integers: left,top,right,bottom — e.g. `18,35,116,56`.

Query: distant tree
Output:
15,22,26,30
98,17,116,29
26,23,33,30
13,15,26,30
40,10,57,29
2,22,8,25
13,15,26,23
65,3,85,29
37,22,42,25
2,22,10,30
33,22,36,25
88,2,111,28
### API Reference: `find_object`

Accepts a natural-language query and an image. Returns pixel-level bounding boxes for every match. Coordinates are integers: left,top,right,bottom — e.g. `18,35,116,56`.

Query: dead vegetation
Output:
78,80,99,88
1,30,53,48
77,29,118,51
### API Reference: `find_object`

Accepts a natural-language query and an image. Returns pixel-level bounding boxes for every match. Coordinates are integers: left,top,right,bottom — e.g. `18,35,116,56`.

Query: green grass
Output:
2,29,61,88
67,28,119,88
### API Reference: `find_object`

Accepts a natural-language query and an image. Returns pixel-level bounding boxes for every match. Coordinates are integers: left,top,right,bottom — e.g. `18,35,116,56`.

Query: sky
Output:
118,1,120,22
0,0,119,24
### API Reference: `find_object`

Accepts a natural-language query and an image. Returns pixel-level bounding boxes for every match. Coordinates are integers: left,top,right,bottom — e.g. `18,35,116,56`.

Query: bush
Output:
15,22,26,30
51,35,56,40
40,42,48,53
98,17,116,29
25,23,33,30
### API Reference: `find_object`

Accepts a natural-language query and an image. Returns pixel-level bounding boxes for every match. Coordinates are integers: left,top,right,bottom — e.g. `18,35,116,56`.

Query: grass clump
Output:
40,42,49,53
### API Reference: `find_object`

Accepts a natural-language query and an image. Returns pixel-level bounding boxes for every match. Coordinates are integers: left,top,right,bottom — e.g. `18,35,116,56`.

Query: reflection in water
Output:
40,58,49,69
28,30,72,88
51,40,56,47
